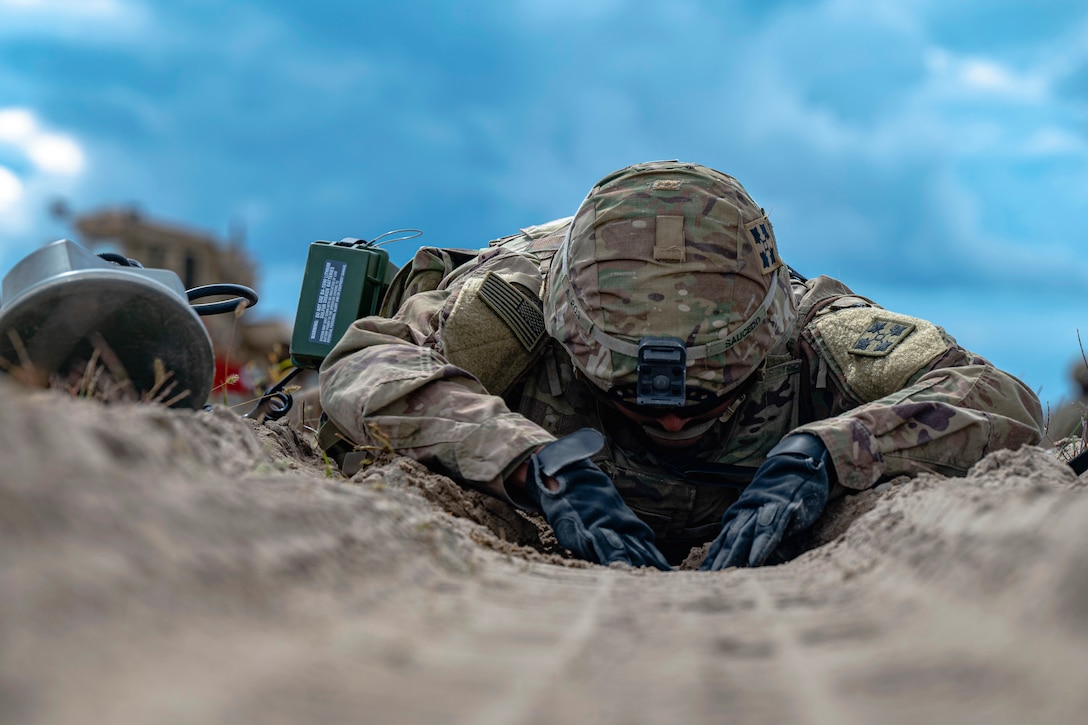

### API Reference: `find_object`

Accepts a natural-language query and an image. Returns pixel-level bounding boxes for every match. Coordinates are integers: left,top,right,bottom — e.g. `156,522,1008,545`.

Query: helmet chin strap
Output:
718,393,748,423
642,416,718,442
640,393,748,443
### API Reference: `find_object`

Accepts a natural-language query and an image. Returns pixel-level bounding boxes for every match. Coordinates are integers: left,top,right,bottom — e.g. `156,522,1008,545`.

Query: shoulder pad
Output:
807,306,952,401
487,217,573,276
441,252,547,395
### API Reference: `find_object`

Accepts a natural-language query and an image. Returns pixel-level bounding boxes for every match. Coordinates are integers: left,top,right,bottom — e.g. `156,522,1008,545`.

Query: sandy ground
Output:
2,378,1087,725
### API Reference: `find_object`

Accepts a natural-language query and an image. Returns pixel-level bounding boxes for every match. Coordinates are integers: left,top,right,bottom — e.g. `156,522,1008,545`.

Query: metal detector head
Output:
0,239,215,408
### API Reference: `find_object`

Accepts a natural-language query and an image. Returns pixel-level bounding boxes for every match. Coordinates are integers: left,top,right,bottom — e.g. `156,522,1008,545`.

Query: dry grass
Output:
1,330,190,407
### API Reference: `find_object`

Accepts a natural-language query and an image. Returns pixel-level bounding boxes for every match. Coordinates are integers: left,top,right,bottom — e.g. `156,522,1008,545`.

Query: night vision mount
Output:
635,336,687,407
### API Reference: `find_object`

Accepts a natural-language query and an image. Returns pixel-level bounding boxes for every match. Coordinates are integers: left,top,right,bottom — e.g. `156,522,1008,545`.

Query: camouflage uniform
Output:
320,162,1043,559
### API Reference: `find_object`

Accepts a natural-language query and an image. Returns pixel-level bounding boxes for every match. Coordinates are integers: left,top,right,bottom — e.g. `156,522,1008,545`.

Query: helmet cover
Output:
543,160,796,403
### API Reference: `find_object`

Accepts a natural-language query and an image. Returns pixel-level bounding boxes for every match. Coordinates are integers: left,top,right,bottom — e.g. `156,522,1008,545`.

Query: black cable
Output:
96,250,259,316
97,252,143,267
244,366,304,421
186,284,259,316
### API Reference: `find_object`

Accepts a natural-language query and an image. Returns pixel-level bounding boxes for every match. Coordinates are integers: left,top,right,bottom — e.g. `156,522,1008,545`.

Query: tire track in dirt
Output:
740,574,847,725
446,570,615,725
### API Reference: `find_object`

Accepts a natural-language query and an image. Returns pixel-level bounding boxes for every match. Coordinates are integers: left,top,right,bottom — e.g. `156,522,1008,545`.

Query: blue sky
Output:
1,0,1086,415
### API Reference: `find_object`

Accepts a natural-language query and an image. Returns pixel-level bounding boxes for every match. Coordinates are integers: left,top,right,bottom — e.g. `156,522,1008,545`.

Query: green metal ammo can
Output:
289,239,397,370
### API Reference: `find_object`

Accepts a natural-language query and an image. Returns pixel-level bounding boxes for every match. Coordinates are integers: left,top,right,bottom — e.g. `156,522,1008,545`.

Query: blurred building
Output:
72,206,254,291
63,205,293,402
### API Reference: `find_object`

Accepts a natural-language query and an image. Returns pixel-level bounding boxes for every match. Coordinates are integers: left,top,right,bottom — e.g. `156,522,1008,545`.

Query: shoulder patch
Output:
849,318,916,357
477,271,545,352
809,307,950,401
744,216,782,275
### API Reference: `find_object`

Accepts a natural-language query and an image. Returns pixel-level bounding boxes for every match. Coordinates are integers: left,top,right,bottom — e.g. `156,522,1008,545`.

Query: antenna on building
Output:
48,198,71,221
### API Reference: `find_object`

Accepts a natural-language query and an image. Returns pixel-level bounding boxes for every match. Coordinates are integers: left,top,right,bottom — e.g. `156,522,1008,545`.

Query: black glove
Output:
525,429,671,571
700,433,831,571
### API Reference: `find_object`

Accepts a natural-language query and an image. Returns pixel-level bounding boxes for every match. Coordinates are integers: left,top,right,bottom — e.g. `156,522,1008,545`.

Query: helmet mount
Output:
635,336,686,407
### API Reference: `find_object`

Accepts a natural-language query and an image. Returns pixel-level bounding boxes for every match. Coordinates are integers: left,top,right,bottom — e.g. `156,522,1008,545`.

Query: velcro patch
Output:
653,215,685,261
477,272,545,352
745,216,782,275
443,272,545,394
849,318,916,357
809,306,950,402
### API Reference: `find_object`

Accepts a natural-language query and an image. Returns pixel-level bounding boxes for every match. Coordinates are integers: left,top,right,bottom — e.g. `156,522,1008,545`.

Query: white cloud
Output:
1020,127,1087,157
0,0,148,41
0,165,23,211
924,48,1047,101
731,38,1070,168
0,107,85,176
26,133,84,175
0,108,86,244
0,0,127,16
0,107,36,141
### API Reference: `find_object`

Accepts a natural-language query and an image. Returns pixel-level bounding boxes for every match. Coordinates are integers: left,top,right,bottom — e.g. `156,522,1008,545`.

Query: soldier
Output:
319,161,1043,571
1046,361,1088,444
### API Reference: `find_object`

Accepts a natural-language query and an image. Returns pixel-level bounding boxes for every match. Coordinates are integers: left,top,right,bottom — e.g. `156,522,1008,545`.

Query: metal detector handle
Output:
186,284,259,316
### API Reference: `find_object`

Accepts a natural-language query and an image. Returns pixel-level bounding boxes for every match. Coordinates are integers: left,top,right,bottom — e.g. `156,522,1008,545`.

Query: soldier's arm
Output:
318,257,556,501
791,304,1043,490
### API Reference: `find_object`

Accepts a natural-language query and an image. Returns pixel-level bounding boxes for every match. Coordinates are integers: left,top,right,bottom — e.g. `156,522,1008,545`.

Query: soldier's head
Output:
543,160,796,446
1072,361,1088,396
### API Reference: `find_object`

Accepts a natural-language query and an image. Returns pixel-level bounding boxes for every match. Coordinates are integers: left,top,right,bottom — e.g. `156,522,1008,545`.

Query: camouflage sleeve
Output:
318,251,556,499
793,304,1044,490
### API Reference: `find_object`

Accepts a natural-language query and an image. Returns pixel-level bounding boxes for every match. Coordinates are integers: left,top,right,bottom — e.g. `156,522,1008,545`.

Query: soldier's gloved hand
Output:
525,429,671,571
700,434,831,571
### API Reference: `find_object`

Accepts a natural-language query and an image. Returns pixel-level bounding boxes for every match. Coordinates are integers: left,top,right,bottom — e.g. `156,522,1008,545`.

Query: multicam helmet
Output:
543,160,796,406
1072,361,1088,393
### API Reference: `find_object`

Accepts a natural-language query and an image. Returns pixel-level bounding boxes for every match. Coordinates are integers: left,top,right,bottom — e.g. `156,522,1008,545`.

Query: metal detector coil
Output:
0,239,217,409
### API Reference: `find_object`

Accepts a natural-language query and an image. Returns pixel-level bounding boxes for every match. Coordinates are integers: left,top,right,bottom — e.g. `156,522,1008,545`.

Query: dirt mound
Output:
2,379,1086,724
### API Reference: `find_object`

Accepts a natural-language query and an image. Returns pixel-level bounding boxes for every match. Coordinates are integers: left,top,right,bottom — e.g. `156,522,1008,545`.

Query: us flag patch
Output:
849,318,916,357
